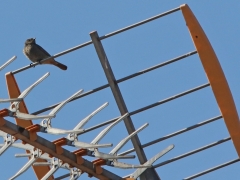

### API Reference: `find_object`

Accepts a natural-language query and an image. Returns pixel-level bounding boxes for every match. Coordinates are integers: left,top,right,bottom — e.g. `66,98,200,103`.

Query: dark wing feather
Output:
35,44,51,57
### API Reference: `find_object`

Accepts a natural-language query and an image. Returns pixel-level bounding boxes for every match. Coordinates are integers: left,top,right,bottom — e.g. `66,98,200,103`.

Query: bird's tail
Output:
52,60,67,70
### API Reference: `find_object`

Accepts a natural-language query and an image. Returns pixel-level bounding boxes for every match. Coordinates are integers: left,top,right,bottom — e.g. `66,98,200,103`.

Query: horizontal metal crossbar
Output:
31,50,197,115
12,7,180,75
99,7,180,40
184,158,240,180
55,173,70,180
79,83,210,135
153,137,231,168
119,115,223,155
130,83,209,115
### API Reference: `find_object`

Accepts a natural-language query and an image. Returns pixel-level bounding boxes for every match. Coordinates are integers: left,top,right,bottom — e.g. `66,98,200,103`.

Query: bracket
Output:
25,124,41,141
52,137,67,155
0,109,9,117
73,149,85,165
92,159,106,175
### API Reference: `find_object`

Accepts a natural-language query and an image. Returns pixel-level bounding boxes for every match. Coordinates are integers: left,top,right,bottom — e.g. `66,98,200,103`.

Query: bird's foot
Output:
37,60,42,64
30,63,35,67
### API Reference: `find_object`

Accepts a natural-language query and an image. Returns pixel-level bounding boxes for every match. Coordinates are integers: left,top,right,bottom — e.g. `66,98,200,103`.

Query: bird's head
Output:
25,38,36,45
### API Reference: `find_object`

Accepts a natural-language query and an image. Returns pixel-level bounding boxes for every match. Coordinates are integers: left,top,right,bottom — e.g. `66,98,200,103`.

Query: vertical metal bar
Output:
90,31,160,180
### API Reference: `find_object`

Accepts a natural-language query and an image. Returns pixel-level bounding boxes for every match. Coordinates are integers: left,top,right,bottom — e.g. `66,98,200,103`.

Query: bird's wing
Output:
35,44,51,57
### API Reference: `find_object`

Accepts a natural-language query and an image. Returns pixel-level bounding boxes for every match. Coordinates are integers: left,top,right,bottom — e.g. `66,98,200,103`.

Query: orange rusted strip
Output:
93,159,106,166
73,149,86,164
180,4,240,156
0,116,6,126
0,108,9,117
92,158,105,164
92,159,106,175
95,166,103,175
5,72,53,180
52,137,67,155
25,124,40,141
73,148,88,156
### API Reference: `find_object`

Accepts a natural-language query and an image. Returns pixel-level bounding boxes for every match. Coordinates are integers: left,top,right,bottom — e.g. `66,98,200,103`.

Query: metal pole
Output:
90,30,160,180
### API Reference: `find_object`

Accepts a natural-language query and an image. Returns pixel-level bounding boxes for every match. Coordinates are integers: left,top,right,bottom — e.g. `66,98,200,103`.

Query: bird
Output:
23,38,67,70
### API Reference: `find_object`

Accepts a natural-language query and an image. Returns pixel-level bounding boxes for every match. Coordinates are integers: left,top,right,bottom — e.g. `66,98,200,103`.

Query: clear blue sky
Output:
0,1,239,180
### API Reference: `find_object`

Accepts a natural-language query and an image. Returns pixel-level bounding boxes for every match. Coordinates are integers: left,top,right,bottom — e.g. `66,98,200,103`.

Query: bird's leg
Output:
37,59,43,64
29,63,35,68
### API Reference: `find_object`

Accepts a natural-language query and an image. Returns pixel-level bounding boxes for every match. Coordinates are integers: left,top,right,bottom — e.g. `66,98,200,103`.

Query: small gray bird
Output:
23,38,67,70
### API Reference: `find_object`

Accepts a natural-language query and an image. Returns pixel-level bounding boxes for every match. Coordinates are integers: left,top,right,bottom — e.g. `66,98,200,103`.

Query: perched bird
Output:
23,38,67,70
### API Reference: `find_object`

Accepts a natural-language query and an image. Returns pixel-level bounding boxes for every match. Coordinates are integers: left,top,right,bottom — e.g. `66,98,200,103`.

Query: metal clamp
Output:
0,130,17,155
10,148,49,180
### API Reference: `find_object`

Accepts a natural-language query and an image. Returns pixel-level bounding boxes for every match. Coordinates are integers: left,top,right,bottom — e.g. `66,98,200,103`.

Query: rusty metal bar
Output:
0,118,122,180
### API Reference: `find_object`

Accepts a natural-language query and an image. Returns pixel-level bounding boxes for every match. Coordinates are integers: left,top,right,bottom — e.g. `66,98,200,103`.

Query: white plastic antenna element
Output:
41,158,63,180
0,56,17,71
85,123,151,169
33,157,82,180
126,144,175,179
39,89,85,135
0,131,17,155
93,123,148,162
65,102,113,149
73,102,109,131
0,98,23,103
68,113,129,158
3,72,53,120
10,148,50,180
109,123,149,155
72,141,112,149
69,168,82,180
91,113,129,145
